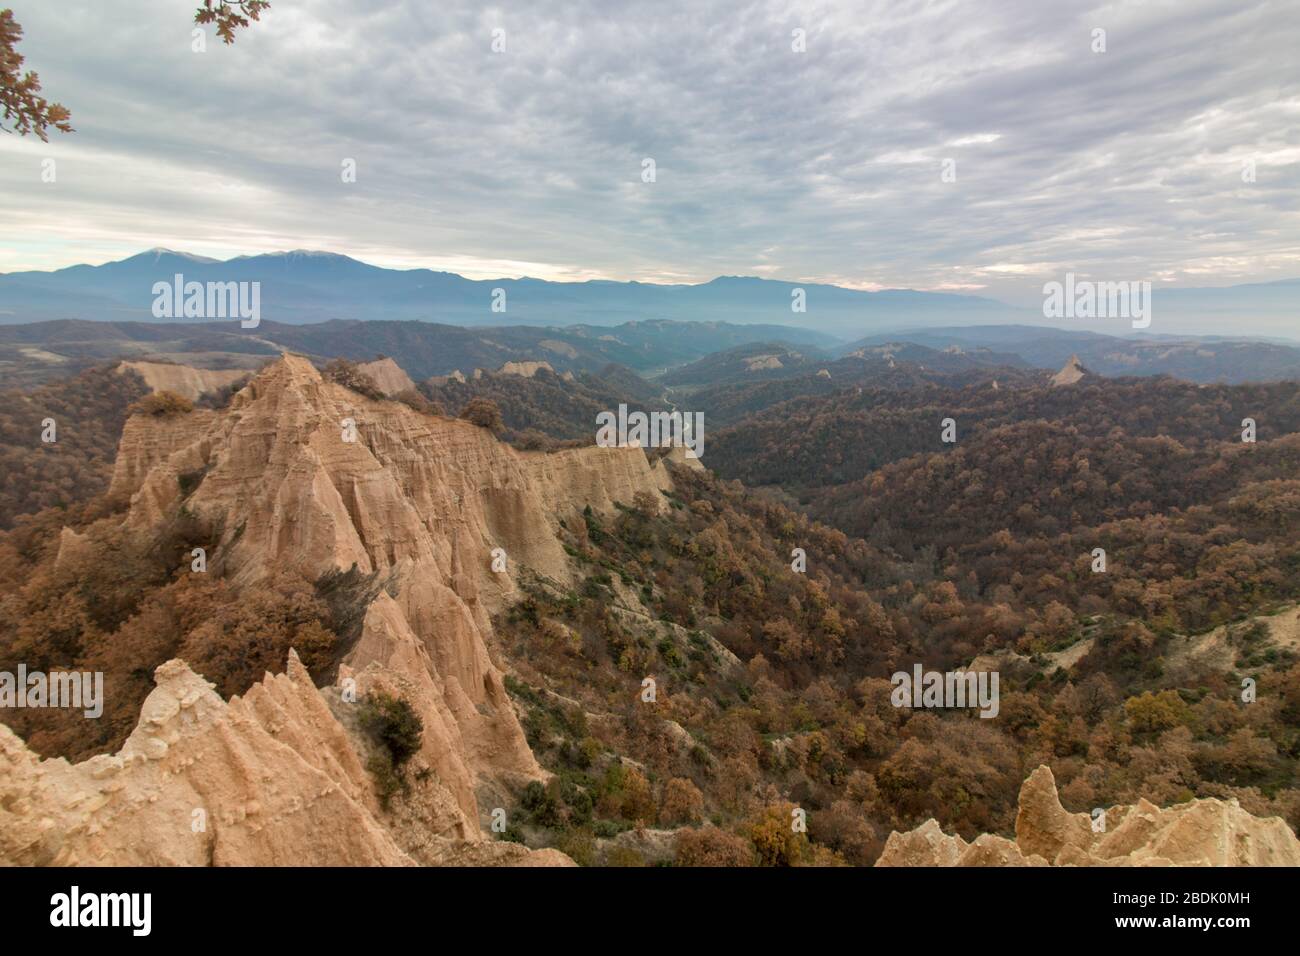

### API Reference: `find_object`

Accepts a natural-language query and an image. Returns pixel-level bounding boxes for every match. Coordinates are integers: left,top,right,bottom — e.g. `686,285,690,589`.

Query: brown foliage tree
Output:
674,827,754,867
0,10,71,140
659,776,704,825
460,397,504,433
193,1,271,45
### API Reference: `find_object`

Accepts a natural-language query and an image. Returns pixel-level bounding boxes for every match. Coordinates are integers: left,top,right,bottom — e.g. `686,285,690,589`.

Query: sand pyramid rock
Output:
348,589,492,824
876,765,1300,866
0,651,573,866
109,353,673,601
5,354,677,865
0,653,411,866
1014,765,1096,861
1050,354,1088,386
357,357,417,396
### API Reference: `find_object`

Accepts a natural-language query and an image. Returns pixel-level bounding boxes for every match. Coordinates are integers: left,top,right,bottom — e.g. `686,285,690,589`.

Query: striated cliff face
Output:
106,408,219,507
876,766,1300,867
2,354,676,866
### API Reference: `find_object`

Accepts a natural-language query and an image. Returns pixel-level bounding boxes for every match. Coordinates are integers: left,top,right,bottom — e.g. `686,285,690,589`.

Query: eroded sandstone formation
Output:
496,360,555,378
1,354,676,866
1050,354,1089,387
356,357,417,396
876,766,1300,866
118,360,251,401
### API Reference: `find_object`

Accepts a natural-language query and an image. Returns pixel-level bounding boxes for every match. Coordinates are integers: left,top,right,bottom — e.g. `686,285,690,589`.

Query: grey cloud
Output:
1,0,1297,314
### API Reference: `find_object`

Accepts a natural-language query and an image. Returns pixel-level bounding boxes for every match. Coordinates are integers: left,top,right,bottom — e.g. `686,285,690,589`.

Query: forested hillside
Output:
0,317,840,384
480,371,1300,864
708,377,1300,489
0,364,147,529
495,464,1300,865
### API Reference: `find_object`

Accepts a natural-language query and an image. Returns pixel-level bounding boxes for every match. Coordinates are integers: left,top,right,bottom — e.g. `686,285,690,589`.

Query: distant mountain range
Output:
3,249,1295,337
0,249,1015,331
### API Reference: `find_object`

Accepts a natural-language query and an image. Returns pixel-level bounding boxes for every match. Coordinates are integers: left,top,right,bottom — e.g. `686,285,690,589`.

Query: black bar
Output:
0,865,1286,943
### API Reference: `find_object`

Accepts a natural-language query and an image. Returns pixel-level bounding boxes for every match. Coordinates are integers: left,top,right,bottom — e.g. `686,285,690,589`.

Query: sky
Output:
1,0,1298,307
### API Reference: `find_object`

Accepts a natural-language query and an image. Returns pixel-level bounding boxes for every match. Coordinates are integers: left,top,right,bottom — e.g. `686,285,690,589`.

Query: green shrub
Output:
357,691,423,807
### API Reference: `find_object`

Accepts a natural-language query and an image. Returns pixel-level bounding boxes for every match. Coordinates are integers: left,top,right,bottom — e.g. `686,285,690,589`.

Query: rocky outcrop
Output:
0,652,572,866
118,361,250,401
1050,354,1089,386
876,766,1300,866
497,360,554,378
0,651,408,866
743,354,784,371
3,354,676,866
356,357,416,396
106,408,219,506
427,370,467,386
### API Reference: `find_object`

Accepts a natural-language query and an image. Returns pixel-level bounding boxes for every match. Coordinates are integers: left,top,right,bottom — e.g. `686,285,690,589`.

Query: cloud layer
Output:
1,0,1297,307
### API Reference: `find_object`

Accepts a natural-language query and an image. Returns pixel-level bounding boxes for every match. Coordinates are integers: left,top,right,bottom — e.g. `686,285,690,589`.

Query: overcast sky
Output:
1,0,1297,306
